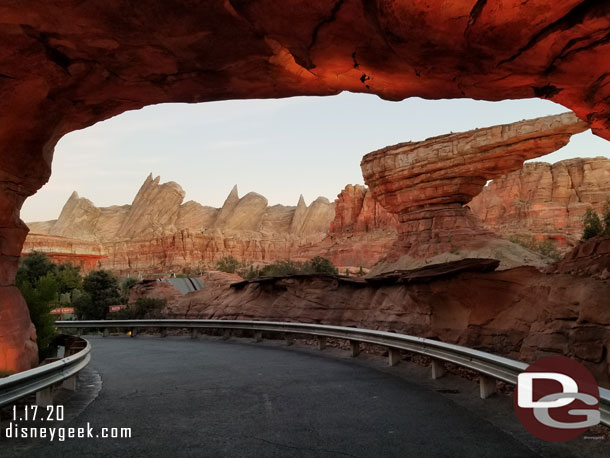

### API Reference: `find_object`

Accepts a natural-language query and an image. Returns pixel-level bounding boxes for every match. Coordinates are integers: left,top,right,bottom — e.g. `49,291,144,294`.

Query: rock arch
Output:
1,0,609,370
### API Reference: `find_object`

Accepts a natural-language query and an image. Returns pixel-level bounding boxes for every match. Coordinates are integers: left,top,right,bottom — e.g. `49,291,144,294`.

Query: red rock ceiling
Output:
1,0,610,371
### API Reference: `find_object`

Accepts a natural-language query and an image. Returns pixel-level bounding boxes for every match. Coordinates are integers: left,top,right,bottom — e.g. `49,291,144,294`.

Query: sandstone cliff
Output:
25,176,339,273
470,157,610,244
29,176,335,242
361,113,589,273
160,264,610,387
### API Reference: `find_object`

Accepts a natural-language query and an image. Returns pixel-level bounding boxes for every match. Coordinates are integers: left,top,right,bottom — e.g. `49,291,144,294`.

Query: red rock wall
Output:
4,0,610,371
470,158,610,244
330,184,398,233
170,268,610,387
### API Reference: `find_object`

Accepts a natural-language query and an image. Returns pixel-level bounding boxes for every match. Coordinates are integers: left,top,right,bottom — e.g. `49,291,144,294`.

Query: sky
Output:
21,92,610,222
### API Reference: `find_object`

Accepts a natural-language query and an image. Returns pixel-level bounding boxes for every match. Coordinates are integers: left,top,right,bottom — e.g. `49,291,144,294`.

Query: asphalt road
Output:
1,336,600,457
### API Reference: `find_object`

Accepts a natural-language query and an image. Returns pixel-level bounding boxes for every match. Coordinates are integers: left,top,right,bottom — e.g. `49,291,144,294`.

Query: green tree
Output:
54,263,83,294
305,256,339,275
582,208,603,240
16,251,56,286
16,265,59,360
121,277,139,299
75,270,121,319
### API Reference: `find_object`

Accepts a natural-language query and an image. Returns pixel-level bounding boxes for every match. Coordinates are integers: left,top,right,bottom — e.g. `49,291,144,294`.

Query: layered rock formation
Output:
165,265,610,387
25,175,337,273
3,0,610,371
361,113,589,272
22,234,105,272
551,235,610,278
307,184,400,269
470,157,610,244
329,184,398,234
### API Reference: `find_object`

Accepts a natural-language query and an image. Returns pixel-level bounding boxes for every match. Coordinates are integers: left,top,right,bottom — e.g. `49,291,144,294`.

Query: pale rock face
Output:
297,197,335,235
289,195,308,235
261,205,296,234
470,157,610,244
117,174,185,240
214,185,240,229
51,192,101,240
221,192,268,231
176,201,218,232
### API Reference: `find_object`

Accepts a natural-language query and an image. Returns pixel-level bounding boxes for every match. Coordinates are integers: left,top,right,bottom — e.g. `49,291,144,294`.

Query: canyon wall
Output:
361,113,589,273
3,0,610,372
470,157,610,245
164,263,610,388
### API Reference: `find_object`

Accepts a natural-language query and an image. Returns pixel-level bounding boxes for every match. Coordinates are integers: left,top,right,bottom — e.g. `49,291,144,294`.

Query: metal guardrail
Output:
54,319,609,426
0,338,91,408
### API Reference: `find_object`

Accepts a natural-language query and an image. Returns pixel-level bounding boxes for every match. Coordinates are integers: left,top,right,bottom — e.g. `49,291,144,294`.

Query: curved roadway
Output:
5,336,601,457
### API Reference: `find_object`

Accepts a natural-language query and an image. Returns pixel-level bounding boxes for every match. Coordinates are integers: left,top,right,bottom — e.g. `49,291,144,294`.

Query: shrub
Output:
508,234,561,261
259,260,303,277
108,297,166,320
75,270,121,319
582,208,603,240
305,256,339,275
216,256,241,273
17,272,59,360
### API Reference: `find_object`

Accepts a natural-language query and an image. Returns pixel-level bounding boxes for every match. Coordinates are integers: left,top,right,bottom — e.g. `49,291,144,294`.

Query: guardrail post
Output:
36,387,54,407
285,334,294,346
431,359,446,379
63,375,77,391
254,331,262,343
388,348,400,366
161,327,168,337
479,375,497,399
103,328,109,337
77,328,82,337
349,340,360,357
131,327,137,338
191,328,198,340
222,329,231,340
316,336,326,350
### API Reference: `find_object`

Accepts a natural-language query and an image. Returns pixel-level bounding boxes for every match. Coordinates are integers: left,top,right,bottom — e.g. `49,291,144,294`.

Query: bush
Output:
216,256,241,273
17,272,59,360
508,235,561,261
582,208,604,240
75,270,121,319
305,256,339,275
108,298,167,320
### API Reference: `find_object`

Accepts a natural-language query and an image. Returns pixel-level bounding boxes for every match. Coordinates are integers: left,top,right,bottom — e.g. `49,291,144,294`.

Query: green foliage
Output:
257,257,338,278
54,263,83,293
75,270,121,319
121,277,139,297
508,234,561,261
582,208,604,240
306,256,339,275
259,260,303,277
16,251,56,286
216,256,241,274
238,264,261,280
108,298,167,320
16,253,61,360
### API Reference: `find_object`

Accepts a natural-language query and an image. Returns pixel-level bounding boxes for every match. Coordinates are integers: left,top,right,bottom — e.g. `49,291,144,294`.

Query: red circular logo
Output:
513,356,600,442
